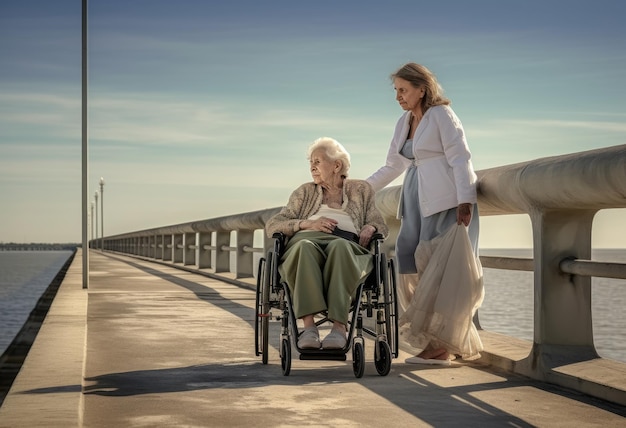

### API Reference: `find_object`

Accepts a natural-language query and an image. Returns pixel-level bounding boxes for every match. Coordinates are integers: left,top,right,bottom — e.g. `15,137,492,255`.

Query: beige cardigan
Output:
265,179,389,238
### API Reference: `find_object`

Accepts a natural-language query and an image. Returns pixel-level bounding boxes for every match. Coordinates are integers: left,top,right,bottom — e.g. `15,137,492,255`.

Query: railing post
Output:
149,234,156,259
236,230,254,278
215,232,229,273
184,232,196,266
173,234,183,263
198,232,212,269
164,234,172,261
524,208,599,379
156,234,163,260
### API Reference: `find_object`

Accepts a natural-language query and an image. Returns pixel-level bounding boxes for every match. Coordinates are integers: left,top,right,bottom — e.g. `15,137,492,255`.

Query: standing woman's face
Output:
394,77,425,112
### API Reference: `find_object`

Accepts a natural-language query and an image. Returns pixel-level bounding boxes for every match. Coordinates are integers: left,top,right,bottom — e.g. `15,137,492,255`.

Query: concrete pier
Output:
0,249,624,427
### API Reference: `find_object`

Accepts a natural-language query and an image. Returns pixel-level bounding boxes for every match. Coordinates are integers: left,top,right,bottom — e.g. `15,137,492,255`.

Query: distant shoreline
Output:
0,244,79,251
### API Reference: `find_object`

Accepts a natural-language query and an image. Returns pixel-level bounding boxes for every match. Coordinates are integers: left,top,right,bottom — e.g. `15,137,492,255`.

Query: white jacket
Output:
367,105,477,217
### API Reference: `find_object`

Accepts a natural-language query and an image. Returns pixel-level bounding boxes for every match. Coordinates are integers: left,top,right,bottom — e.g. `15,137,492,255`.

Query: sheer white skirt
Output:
397,224,485,360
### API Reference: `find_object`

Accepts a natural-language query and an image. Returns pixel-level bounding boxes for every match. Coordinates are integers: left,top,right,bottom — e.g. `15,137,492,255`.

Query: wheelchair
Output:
255,232,398,378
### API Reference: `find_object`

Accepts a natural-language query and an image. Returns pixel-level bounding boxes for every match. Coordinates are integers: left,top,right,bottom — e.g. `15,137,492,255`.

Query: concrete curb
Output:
0,249,87,427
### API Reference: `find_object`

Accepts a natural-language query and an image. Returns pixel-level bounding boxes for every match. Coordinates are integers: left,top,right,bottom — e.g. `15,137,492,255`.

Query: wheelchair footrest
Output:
299,351,347,361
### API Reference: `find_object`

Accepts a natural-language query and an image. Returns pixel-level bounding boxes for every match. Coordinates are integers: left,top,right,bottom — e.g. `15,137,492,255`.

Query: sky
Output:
0,0,625,248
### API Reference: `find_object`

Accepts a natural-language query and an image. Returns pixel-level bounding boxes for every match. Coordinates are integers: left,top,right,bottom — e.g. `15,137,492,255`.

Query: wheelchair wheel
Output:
254,257,264,358
352,341,365,378
255,253,272,364
374,340,392,376
381,254,399,358
281,337,291,376
387,259,400,358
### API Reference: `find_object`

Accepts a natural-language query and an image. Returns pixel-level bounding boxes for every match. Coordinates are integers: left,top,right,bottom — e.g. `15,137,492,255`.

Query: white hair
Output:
307,137,351,177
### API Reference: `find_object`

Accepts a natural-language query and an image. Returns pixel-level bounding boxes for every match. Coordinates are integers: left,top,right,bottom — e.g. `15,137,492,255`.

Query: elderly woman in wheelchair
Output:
265,137,389,351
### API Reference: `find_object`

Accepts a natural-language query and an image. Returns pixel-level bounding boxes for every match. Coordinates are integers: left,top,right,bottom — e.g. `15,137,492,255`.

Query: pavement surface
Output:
0,249,625,427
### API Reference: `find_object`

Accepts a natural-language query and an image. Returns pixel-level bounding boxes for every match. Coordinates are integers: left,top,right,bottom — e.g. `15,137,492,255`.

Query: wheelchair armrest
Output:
371,233,384,242
271,232,287,255
272,232,286,241
368,233,385,253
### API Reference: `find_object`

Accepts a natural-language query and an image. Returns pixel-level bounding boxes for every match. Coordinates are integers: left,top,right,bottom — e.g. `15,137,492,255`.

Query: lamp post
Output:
81,0,89,288
94,190,99,249
91,201,95,246
99,177,105,251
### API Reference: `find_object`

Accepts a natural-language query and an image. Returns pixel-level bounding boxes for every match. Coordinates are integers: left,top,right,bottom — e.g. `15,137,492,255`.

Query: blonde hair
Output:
307,137,351,177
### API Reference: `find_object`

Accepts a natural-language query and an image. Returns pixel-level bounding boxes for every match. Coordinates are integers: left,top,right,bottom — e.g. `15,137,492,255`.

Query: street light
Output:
91,201,95,245
94,190,99,249
99,177,105,251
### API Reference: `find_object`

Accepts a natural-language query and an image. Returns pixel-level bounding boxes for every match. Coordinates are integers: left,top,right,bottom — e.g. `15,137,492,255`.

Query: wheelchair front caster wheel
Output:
352,341,365,378
374,340,392,376
281,337,291,376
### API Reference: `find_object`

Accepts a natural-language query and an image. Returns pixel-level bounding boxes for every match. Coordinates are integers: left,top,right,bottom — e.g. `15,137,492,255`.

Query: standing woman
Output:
366,62,482,363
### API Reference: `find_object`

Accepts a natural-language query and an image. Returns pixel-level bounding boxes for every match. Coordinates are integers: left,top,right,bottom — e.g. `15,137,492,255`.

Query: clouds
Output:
0,92,79,141
1,0,625,246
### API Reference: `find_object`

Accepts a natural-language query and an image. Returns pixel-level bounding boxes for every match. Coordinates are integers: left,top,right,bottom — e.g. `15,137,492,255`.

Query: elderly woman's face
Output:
309,149,340,185
394,77,425,112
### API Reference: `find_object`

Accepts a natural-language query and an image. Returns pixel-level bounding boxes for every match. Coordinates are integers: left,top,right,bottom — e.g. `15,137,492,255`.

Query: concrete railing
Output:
98,144,626,387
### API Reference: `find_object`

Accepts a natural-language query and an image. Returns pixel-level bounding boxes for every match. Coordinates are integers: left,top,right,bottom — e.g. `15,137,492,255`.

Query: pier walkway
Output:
1,249,625,427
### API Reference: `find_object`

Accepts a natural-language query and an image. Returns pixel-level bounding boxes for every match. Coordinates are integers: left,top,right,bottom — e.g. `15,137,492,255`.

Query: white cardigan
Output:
367,105,477,218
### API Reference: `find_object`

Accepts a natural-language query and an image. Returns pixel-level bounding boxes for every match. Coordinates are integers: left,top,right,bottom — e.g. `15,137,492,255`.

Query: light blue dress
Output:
397,139,480,274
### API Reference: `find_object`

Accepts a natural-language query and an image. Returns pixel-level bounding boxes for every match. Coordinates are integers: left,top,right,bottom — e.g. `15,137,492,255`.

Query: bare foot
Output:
432,350,450,360
417,347,449,360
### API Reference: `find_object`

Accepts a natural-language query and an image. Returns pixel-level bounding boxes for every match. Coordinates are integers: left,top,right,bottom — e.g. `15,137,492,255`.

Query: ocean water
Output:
0,251,73,355
479,248,626,363
0,249,624,363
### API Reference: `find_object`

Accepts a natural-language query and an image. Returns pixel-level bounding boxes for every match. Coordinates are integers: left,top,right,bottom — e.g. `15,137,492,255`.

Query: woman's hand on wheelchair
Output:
359,225,377,248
